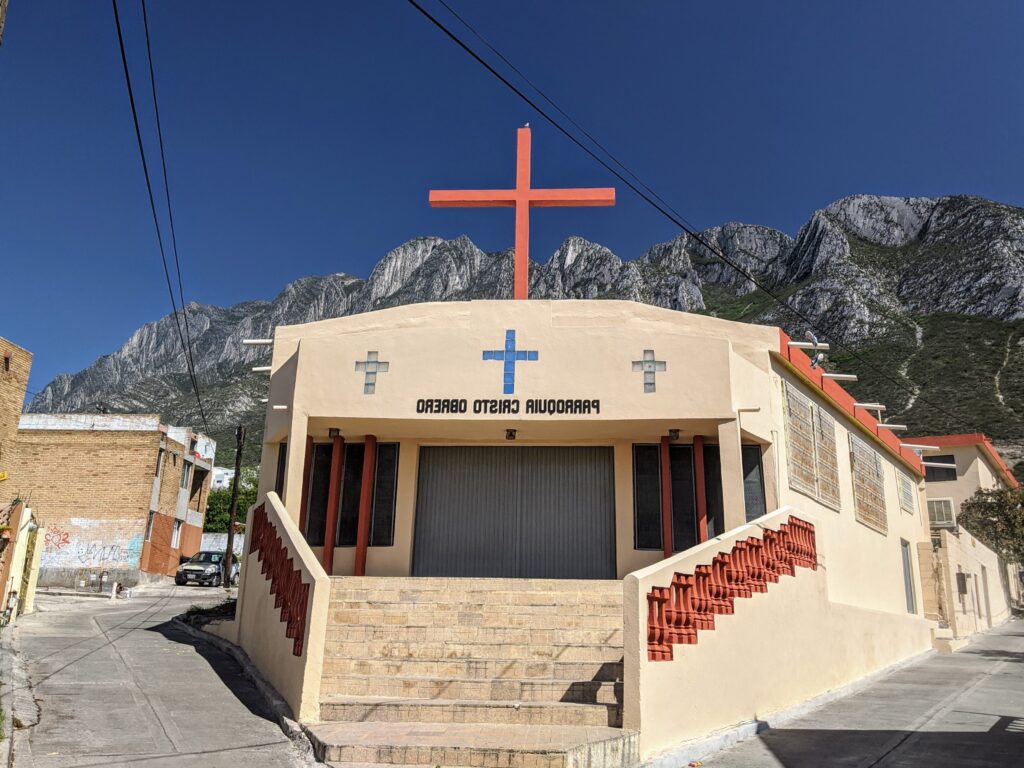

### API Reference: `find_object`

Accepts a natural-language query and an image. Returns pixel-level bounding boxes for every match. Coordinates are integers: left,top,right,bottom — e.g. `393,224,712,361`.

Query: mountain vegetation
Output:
27,194,1024,477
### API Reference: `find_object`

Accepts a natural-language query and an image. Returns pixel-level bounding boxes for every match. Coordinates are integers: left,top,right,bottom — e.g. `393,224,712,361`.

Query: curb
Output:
34,590,111,600
4,623,39,768
1,624,14,768
170,617,318,766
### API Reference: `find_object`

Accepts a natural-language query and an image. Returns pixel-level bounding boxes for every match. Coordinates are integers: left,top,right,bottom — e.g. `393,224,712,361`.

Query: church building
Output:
219,128,937,766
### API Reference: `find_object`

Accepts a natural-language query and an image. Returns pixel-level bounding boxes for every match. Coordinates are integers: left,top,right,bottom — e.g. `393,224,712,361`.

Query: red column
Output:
354,435,378,576
321,435,344,574
694,436,708,543
660,436,673,558
297,435,314,538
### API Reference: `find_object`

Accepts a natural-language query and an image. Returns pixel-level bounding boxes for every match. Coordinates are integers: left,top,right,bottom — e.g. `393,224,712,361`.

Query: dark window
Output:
924,455,957,482
371,443,399,547
703,445,724,539
900,539,917,614
155,447,165,477
274,442,287,497
336,443,365,546
145,511,156,541
742,445,767,523
305,442,401,549
304,443,333,546
632,444,662,550
669,445,697,552
633,444,700,553
2,353,10,372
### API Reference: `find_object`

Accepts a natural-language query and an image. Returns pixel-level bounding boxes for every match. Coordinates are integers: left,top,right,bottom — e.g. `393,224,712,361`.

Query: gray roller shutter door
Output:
413,446,616,579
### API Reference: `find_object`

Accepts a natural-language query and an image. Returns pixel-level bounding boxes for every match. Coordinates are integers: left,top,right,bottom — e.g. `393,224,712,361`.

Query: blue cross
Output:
482,329,538,395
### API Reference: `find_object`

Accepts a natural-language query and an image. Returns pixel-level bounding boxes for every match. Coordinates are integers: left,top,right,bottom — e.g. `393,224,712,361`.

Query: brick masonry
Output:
0,336,32,491
10,420,211,587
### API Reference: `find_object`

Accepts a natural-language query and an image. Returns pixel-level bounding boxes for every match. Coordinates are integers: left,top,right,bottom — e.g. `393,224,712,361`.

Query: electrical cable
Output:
139,0,202,404
407,0,1014,440
111,0,209,434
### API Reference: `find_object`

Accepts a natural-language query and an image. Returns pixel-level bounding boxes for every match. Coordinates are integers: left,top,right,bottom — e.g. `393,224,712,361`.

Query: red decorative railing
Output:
647,515,817,661
248,503,310,656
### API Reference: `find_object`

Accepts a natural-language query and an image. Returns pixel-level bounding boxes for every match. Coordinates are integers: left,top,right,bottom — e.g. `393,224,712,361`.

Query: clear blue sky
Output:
2,1,1022,393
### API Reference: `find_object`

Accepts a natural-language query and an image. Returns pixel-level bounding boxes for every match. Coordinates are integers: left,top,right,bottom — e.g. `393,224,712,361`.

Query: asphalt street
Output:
9,585,306,768
704,617,1024,767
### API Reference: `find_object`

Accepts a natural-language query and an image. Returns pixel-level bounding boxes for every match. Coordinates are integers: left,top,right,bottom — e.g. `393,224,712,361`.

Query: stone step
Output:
323,657,623,682
331,593,618,614
324,640,626,663
320,675,623,705
307,721,638,768
329,599,623,616
329,610,614,626
326,625,624,646
328,576,623,594
320,696,621,727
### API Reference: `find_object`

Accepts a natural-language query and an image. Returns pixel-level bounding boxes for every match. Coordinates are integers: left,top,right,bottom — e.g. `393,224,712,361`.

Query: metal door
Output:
412,446,616,578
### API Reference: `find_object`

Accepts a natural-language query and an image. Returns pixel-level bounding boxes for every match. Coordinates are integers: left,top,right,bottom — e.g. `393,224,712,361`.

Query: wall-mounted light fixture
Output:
667,429,680,441
505,429,517,441
328,428,340,438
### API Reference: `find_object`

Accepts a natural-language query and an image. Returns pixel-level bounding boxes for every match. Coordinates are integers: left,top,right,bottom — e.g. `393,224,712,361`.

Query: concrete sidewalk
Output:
704,617,1024,767
9,584,307,767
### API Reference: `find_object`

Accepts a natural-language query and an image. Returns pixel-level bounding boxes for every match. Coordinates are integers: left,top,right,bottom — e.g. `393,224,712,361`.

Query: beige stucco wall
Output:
224,492,330,722
623,507,932,758
772,367,930,616
921,443,1007,520
253,300,925,581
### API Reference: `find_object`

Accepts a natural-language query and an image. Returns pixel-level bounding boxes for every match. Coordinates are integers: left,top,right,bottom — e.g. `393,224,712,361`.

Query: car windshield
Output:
189,552,223,564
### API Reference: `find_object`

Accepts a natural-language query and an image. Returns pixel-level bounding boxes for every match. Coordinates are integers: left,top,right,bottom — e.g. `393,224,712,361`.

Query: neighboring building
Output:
13,414,216,587
0,336,42,620
910,432,1021,646
213,299,936,761
0,335,32,490
211,466,236,491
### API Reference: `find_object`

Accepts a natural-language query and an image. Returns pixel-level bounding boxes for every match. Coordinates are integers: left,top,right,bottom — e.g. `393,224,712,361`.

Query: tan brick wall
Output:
0,336,32,493
11,429,211,585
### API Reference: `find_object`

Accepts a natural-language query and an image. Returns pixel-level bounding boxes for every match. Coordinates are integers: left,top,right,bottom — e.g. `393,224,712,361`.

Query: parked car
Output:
175,551,238,587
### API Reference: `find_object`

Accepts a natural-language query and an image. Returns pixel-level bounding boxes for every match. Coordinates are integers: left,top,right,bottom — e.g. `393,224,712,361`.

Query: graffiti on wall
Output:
44,527,71,550
41,529,145,570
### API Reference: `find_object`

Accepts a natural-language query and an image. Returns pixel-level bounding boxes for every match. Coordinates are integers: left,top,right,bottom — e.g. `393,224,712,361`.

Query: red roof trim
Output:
907,433,1019,489
776,330,924,476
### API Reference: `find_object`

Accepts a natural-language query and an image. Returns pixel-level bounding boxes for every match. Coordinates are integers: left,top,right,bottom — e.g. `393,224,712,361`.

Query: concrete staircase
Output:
305,577,637,768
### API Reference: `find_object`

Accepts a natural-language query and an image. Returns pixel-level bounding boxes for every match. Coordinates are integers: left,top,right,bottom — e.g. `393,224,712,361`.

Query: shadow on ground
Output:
749,718,1024,768
145,618,277,723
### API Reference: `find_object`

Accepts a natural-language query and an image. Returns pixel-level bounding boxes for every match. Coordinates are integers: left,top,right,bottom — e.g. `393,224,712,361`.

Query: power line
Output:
139,0,201,395
407,0,1011,441
111,0,209,433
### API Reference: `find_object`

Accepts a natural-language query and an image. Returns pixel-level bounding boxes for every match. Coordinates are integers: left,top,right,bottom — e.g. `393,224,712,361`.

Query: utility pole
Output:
223,425,246,587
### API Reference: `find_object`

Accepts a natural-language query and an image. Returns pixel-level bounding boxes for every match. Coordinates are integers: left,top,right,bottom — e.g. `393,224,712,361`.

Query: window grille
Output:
927,499,956,528
783,381,841,510
850,433,887,533
784,384,818,497
814,409,841,508
898,471,916,514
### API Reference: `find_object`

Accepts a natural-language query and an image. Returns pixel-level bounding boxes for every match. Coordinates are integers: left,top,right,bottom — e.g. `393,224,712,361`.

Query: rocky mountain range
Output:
28,194,1024,476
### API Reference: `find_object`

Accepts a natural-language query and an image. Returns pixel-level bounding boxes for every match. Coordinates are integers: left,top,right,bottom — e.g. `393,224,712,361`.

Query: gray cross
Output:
632,350,666,393
355,351,389,395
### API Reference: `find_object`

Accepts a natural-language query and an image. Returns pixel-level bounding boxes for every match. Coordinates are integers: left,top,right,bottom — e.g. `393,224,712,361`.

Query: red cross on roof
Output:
429,127,616,300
